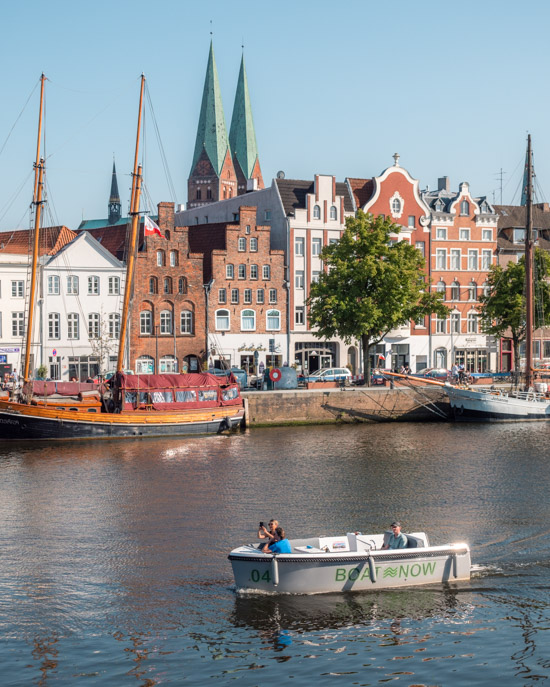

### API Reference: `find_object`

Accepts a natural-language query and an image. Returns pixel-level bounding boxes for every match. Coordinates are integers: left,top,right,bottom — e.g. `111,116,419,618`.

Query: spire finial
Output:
393,152,400,167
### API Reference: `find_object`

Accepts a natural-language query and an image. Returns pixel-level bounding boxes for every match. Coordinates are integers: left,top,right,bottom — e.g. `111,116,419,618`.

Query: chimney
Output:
438,176,450,192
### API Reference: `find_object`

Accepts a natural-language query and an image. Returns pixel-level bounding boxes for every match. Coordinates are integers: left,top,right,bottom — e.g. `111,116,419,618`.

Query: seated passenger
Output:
382,521,408,549
263,526,291,553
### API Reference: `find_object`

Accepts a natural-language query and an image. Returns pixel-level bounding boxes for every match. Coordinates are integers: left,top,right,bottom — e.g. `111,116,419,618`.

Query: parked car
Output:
304,367,352,384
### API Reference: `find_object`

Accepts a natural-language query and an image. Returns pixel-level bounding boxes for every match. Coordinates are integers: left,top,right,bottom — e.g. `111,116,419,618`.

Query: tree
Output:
307,210,447,384
478,249,550,379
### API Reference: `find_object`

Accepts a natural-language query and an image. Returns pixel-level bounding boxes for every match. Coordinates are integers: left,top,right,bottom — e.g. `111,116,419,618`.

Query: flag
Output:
378,354,386,360
144,215,164,238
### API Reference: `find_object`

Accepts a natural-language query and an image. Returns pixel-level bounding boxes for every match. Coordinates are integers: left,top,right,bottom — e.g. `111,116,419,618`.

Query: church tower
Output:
229,54,264,194
187,42,237,209
108,159,122,225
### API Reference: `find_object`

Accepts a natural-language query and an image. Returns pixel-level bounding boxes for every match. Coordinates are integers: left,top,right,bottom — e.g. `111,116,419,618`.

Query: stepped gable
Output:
347,177,375,210
0,226,77,255
275,178,354,216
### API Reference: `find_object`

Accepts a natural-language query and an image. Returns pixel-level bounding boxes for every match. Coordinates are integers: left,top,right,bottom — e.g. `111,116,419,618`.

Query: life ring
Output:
269,368,282,382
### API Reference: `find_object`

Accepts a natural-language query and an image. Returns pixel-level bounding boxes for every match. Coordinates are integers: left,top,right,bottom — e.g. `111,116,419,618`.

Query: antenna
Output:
493,168,506,204
210,19,213,37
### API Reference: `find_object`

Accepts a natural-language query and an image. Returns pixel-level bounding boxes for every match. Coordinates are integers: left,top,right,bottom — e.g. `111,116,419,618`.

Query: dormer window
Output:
435,200,444,212
313,205,321,219
460,200,470,216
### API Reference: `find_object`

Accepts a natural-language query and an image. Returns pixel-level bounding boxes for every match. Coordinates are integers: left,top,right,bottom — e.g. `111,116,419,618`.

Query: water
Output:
0,423,549,686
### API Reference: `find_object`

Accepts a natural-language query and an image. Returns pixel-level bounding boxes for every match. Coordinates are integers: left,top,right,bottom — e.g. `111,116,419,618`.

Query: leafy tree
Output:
478,249,550,378
307,210,447,384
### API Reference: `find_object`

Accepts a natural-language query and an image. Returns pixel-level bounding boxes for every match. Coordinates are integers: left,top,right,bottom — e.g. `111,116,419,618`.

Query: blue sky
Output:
0,0,548,232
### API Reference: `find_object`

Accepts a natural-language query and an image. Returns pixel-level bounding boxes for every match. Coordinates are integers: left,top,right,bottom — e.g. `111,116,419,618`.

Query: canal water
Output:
0,422,549,686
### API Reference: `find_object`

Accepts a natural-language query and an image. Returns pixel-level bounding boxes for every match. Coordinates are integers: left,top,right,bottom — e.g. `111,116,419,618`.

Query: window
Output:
250,237,258,252
436,280,446,294
218,288,226,304
244,288,252,304
269,289,277,304
216,309,230,331
267,309,280,330
415,241,425,257
391,198,401,214
48,312,60,339
435,316,446,334
451,281,460,301
483,281,490,297
226,264,234,279
231,288,239,304
250,264,258,280
514,228,526,244
436,249,446,269
157,250,165,266
11,281,24,298
264,210,271,221
160,356,178,373
109,313,120,338
88,276,100,295
459,228,470,240
436,227,447,240
67,313,79,339
415,316,426,328
245,224,250,233
170,251,178,267
482,250,492,270
238,264,246,279
262,265,271,280
149,277,158,294
48,275,60,295
329,238,339,245
206,188,212,200
136,355,155,374
178,277,187,294
467,312,478,333
460,200,470,216
88,313,100,338
313,205,321,219
204,216,209,224
435,199,444,212
180,310,193,334
408,215,416,228
256,288,264,304
164,277,172,294
312,271,321,283
468,250,478,271
241,309,256,331
295,237,305,256
295,271,305,289
67,276,79,295
12,312,24,337
238,237,246,252
469,281,477,301
295,306,305,325
451,312,460,333
330,206,337,220
482,229,492,241
450,249,461,270
312,238,322,256
108,276,120,295
140,311,152,335
160,310,173,334
196,188,201,200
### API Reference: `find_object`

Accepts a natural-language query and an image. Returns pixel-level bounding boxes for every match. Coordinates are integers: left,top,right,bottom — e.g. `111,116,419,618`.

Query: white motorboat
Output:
229,531,471,594
444,383,550,421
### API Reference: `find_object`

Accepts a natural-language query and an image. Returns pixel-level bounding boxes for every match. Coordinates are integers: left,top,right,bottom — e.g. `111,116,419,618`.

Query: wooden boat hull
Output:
0,400,244,441
444,384,550,421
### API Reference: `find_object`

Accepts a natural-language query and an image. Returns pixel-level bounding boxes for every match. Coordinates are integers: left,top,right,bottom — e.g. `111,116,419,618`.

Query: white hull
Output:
444,384,550,422
229,532,470,594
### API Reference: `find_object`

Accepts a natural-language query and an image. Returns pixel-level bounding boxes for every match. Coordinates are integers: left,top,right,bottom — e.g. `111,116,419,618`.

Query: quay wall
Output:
242,386,450,427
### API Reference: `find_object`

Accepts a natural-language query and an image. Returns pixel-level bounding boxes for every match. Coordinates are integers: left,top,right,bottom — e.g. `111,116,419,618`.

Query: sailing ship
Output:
0,74,245,440
444,135,550,421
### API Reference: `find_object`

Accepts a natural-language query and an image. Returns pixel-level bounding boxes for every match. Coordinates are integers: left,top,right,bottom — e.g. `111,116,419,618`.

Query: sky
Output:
0,0,549,233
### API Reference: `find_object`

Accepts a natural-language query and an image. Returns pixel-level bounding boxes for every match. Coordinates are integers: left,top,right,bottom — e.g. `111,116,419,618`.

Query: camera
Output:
259,521,264,528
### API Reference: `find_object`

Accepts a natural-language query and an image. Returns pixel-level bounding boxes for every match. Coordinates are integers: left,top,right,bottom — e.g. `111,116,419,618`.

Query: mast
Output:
23,74,46,383
117,75,145,372
524,134,534,389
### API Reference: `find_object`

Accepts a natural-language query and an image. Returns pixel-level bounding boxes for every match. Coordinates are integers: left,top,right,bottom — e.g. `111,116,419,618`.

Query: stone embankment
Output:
242,385,450,427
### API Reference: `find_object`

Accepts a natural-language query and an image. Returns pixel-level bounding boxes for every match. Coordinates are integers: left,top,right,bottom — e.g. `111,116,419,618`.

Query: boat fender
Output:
368,555,377,584
271,555,279,587
452,552,457,578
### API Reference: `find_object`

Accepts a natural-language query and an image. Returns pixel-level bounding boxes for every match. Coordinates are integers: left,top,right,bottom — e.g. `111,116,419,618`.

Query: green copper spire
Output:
229,54,259,179
191,42,230,176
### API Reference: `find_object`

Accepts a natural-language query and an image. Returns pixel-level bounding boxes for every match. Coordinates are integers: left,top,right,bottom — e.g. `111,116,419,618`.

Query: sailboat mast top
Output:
525,134,534,389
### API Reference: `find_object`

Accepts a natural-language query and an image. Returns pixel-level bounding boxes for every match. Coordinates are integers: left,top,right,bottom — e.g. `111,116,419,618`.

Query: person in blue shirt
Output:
382,521,408,549
263,526,291,554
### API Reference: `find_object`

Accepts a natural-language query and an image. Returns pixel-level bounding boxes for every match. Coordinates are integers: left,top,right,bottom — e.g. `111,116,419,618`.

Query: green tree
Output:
307,210,447,384
478,249,550,378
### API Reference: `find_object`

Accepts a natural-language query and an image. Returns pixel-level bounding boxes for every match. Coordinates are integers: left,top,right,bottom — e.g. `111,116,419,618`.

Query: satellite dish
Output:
276,170,285,179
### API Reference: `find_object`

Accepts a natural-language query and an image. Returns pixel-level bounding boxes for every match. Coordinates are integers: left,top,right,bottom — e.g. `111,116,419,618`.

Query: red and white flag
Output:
144,215,164,238
378,354,386,360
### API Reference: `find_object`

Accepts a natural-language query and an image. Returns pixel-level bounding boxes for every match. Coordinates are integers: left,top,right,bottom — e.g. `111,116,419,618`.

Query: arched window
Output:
178,277,187,294
435,199,444,212
108,313,120,338
140,311,152,335
250,264,258,280
136,355,154,374
467,311,478,333
391,198,402,214
238,237,246,251
262,265,271,280
436,280,446,294
160,310,173,334
67,313,79,340
330,205,337,220
215,309,230,331
88,276,100,295
460,200,470,216
451,280,460,301
180,310,193,334
250,237,258,252
164,277,172,294
238,264,246,279
149,277,158,294
266,309,281,330
160,355,178,373
468,281,477,301
170,250,178,267
313,205,321,219
67,275,79,295
226,264,234,279
196,188,201,200
241,309,256,331
157,250,165,267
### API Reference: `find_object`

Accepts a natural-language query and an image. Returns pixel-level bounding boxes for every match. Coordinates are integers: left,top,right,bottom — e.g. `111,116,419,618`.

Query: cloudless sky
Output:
0,0,548,232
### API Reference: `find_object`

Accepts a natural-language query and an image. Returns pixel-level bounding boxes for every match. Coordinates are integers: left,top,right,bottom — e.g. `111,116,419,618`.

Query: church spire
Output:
229,54,263,192
108,158,121,225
